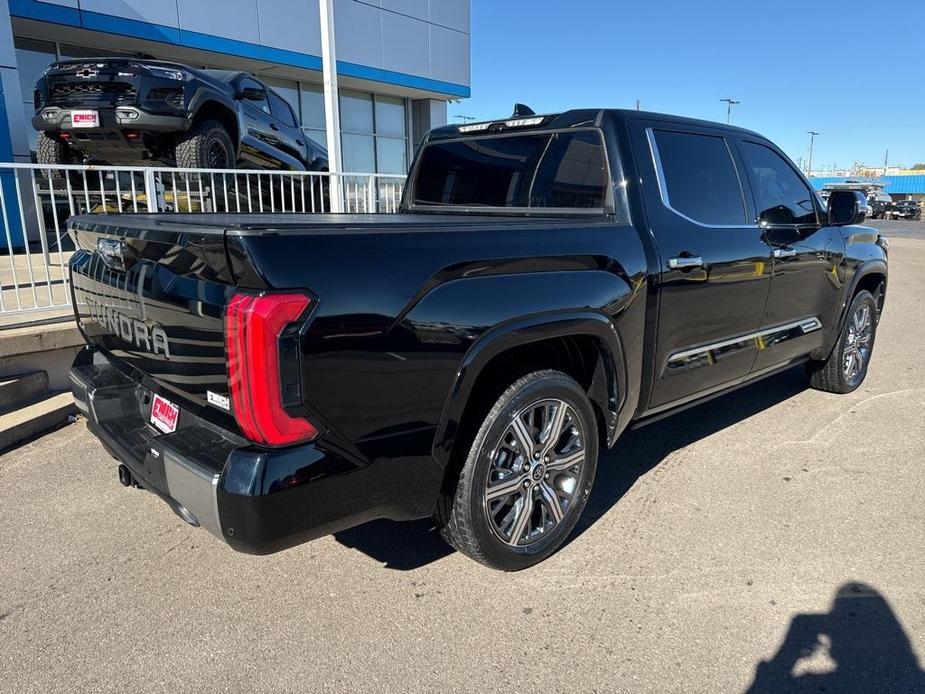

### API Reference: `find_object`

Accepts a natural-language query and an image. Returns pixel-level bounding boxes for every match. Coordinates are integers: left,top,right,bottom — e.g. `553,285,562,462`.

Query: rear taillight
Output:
224,292,317,447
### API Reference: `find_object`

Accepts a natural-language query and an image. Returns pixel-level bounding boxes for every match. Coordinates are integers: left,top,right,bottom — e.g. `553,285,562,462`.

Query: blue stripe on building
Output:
9,0,470,98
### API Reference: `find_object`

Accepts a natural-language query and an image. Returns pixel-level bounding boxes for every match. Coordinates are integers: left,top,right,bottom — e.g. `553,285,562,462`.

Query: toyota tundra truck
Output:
67,108,888,570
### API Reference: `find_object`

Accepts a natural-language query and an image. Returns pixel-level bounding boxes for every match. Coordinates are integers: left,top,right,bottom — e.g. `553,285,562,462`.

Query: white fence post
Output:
143,169,159,213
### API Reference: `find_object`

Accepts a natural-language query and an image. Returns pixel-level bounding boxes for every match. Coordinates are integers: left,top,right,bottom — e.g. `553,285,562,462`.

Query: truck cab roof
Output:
427,108,766,143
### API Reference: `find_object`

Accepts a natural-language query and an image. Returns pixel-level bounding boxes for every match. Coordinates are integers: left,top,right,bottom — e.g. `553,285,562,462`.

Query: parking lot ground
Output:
1,237,924,694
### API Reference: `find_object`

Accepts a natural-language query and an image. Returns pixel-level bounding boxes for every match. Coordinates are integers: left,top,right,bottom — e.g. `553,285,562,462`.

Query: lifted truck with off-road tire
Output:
67,107,888,570
33,59,326,171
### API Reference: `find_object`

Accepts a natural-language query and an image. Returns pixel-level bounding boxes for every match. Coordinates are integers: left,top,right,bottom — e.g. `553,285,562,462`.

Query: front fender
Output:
431,310,627,468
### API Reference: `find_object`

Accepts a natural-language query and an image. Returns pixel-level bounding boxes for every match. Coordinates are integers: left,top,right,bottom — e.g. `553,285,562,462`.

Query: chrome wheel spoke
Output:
539,482,564,524
507,492,534,546
540,402,568,457
511,415,535,460
486,473,527,502
547,448,584,472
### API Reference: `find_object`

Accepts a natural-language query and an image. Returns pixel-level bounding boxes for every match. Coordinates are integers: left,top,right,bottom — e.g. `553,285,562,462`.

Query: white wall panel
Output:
429,23,468,85
380,0,427,20
258,0,322,55
381,10,427,76
178,0,259,43
428,0,468,33
333,0,381,68
79,0,179,28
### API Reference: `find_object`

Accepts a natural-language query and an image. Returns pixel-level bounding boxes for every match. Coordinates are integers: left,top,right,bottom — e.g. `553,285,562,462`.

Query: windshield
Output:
410,130,612,212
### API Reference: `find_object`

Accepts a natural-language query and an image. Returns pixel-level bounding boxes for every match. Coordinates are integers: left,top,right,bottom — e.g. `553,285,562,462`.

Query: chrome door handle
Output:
667,256,703,270
773,247,797,259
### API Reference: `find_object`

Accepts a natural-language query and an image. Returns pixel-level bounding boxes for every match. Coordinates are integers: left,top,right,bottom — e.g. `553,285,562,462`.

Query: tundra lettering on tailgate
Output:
84,298,171,359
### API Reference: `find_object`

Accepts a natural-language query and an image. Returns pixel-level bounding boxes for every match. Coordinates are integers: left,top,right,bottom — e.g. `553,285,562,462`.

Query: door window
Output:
740,142,818,225
652,130,747,226
268,91,296,127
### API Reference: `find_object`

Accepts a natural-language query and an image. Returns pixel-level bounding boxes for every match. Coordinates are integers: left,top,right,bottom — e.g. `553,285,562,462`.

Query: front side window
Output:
412,131,609,210
740,141,818,225
652,130,747,226
268,91,296,127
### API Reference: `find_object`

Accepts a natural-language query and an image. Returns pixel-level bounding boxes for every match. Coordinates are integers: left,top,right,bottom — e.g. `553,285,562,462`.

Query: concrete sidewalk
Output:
0,239,923,694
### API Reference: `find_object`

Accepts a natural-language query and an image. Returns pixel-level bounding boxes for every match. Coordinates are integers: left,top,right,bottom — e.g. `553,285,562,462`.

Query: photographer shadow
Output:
748,582,925,693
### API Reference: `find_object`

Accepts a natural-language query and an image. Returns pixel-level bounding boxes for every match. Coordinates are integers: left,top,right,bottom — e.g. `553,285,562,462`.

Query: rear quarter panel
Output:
230,220,649,496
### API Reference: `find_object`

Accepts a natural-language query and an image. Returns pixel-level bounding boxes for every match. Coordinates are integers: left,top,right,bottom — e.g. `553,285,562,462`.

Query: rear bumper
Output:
71,347,415,554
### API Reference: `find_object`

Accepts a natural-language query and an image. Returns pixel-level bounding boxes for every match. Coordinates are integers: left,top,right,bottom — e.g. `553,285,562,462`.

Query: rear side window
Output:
652,130,746,225
412,131,609,210
269,91,296,127
740,142,818,225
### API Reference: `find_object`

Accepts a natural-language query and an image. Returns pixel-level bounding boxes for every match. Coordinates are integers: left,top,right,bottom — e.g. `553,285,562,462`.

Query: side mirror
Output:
238,86,265,101
827,190,868,226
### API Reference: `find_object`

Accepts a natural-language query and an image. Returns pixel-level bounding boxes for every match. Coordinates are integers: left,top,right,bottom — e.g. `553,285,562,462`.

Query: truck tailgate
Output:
69,216,236,425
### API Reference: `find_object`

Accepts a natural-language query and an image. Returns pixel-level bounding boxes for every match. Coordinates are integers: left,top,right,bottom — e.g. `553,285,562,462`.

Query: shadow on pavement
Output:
334,366,809,570
747,582,925,693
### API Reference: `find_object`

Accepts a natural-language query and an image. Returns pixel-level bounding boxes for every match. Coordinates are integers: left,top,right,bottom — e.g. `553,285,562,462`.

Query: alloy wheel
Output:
844,303,873,383
483,398,585,547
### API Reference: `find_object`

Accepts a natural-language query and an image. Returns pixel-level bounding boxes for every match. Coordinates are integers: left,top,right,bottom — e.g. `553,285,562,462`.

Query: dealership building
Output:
0,0,471,173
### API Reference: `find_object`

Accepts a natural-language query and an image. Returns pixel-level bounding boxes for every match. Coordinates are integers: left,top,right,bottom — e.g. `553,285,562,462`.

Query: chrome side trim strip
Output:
667,317,822,369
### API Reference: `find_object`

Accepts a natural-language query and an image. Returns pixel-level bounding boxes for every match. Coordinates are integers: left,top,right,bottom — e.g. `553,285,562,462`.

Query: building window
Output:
299,84,327,149
297,85,408,174
338,90,407,174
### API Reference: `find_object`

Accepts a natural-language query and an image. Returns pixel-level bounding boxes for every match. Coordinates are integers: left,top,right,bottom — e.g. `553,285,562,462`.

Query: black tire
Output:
438,370,599,571
807,290,878,394
175,119,235,170
36,132,74,167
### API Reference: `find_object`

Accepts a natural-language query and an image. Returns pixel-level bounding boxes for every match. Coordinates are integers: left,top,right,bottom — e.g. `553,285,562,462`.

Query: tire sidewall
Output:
836,290,878,392
463,373,598,570
198,125,233,169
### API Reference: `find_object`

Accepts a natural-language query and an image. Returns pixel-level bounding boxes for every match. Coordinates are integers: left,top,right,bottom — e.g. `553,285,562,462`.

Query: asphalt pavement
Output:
1,236,923,694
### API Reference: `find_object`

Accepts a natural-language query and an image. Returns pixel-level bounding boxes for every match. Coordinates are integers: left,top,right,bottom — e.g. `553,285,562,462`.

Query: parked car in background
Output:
32,59,327,171
891,200,921,220
68,107,888,570
865,190,893,219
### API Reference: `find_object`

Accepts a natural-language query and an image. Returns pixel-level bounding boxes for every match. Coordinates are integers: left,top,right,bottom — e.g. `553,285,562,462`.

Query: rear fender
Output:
432,311,626,468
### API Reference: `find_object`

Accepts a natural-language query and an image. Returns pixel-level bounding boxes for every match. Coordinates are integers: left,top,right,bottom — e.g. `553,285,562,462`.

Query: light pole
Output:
319,0,343,212
807,131,819,177
454,115,476,124
720,98,740,124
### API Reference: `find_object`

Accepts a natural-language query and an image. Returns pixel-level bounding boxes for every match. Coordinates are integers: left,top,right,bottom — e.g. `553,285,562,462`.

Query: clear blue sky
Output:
451,1,925,172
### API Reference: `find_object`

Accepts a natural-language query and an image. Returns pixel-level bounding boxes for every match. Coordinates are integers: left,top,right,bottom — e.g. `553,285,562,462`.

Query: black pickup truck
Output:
33,58,326,171
67,108,888,570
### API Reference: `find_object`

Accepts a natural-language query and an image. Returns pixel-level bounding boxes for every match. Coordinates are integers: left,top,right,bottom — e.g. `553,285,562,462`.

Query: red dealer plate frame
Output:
150,393,179,434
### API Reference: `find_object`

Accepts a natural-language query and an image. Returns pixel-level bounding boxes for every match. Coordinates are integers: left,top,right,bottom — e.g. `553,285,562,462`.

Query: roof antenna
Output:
512,103,535,118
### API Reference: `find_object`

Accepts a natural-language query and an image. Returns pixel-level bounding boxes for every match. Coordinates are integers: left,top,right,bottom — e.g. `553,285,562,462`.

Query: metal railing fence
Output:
0,163,406,321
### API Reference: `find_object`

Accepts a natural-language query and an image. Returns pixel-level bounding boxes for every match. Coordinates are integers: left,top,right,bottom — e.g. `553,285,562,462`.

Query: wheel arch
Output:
432,311,626,473
843,259,887,326
189,98,240,153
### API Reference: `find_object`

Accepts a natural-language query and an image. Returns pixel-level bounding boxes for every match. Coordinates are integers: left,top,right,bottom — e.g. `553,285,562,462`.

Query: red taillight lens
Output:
224,292,318,446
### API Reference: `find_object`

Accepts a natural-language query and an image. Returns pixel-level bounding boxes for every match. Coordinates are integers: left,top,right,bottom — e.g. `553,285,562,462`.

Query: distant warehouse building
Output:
0,0,471,173
810,175,925,203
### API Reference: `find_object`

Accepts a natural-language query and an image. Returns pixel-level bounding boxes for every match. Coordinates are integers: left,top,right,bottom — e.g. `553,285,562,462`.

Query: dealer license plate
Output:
71,110,99,128
150,394,179,434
